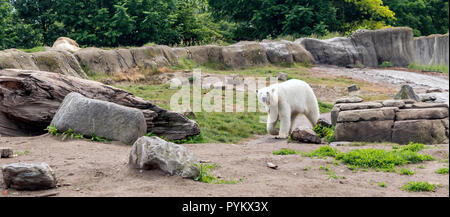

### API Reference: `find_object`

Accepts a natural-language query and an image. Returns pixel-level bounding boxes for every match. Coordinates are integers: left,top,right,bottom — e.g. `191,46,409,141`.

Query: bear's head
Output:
257,85,279,109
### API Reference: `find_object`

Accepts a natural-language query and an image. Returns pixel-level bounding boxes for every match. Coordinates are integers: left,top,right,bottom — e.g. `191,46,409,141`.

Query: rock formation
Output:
297,28,414,67
413,34,449,66
52,37,81,52
0,69,200,140
333,99,449,144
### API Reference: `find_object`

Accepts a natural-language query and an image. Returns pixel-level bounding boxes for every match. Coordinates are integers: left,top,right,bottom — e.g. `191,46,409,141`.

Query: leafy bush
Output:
313,124,335,143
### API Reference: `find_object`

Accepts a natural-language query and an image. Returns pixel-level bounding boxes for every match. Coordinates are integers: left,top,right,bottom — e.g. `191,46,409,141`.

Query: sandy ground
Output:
0,132,448,197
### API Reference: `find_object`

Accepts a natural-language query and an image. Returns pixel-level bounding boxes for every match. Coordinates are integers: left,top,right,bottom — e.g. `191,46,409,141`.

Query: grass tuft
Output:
402,181,437,192
273,148,298,155
435,167,449,175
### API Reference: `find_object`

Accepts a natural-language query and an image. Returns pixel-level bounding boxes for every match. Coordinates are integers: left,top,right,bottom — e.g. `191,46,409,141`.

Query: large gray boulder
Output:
2,162,57,190
129,136,199,179
0,69,200,140
51,92,147,145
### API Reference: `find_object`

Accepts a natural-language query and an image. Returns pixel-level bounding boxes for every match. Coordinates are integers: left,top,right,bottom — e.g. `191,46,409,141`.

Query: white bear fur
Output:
257,79,320,139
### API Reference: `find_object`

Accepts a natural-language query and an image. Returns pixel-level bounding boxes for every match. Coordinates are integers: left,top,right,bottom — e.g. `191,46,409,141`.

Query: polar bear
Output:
257,79,320,139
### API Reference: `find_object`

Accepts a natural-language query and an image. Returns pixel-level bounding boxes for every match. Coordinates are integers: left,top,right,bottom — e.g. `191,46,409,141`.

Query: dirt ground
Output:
0,133,448,197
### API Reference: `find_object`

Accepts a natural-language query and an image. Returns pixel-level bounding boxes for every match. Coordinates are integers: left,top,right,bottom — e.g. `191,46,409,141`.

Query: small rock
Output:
317,118,332,128
426,88,443,93
184,70,191,73
419,94,437,102
335,97,363,104
101,78,113,85
277,72,288,81
267,162,278,170
329,141,351,147
290,128,322,144
2,163,57,190
394,85,420,101
1,147,13,158
347,84,360,92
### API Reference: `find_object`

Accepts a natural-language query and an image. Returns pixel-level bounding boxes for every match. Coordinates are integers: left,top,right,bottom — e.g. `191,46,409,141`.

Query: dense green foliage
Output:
1,0,448,49
313,123,335,143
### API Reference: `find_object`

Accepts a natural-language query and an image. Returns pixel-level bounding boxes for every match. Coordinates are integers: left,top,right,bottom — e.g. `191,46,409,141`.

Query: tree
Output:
0,0,42,49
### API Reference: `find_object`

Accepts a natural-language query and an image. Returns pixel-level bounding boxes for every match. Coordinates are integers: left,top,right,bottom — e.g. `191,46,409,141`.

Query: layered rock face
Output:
0,69,200,140
297,28,414,67
333,99,449,144
0,49,87,78
413,34,449,66
1,28,437,75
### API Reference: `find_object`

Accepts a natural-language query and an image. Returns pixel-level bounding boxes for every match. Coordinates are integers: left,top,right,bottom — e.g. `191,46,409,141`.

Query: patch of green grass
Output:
16,150,31,156
118,84,267,144
380,61,393,68
302,145,340,159
417,165,426,169
398,168,415,176
19,46,46,53
435,167,449,175
378,182,387,188
318,102,334,113
408,63,449,74
273,148,299,155
303,166,311,171
402,181,437,192
319,165,331,171
313,124,335,143
336,147,433,171
304,142,434,172
46,125,109,143
194,163,241,184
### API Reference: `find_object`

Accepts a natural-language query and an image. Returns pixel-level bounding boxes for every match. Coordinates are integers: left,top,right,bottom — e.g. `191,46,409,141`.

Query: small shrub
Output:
435,167,449,175
273,148,298,155
313,124,335,143
380,61,393,67
402,181,437,192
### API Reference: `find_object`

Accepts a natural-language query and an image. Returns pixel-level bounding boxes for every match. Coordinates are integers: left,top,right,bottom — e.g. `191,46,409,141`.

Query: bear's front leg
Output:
276,107,291,139
266,110,279,135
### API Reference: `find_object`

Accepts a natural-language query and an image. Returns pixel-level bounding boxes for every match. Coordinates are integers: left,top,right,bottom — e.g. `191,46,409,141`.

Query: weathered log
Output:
0,69,200,140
